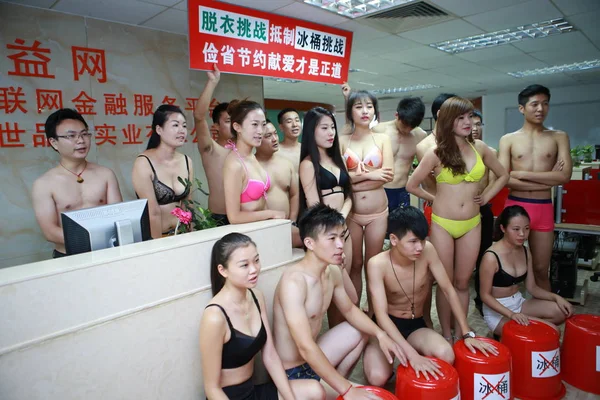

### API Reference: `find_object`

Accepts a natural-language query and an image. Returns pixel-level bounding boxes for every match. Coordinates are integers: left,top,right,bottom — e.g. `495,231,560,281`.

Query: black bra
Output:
487,247,528,288
319,165,349,197
136,155,190,205
205,289,267,369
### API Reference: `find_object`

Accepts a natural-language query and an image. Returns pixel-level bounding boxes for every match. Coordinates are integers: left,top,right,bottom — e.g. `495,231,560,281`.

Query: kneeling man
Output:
273,204,403,400
364,206,498,384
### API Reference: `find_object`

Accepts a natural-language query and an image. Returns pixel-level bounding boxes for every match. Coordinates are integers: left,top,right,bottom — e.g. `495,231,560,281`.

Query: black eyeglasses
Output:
56,131,94,141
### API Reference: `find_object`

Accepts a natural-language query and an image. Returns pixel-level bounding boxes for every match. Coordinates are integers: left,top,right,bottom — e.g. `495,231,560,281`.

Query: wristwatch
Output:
462,331,476,340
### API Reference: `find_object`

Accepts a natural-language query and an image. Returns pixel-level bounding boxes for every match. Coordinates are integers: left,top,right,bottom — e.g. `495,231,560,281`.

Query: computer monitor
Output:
61,199,152,255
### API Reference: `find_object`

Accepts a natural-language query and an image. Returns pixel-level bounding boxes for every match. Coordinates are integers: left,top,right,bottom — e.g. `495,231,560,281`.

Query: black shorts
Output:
208,378,278,400
372,314,427,339
52,249,67,258
212,213,230,226
285,362,321,381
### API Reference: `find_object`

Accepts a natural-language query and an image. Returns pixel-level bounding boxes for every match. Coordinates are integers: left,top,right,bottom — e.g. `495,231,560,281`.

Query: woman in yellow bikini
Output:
407,97,508,341
340,90,394,306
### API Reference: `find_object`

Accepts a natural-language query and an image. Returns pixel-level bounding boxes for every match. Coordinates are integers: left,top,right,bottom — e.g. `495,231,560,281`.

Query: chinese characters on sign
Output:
532,349,560,378
474,372,510,400
188,0,352,84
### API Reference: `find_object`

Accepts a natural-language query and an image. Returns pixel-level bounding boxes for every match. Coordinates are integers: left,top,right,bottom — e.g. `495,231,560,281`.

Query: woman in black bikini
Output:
200,233,295,400
479,205,573,337
132,105,193,238
298,107,357,326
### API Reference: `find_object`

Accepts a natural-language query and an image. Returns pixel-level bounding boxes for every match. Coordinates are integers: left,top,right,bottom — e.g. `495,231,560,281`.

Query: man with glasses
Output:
470,109,498,313
32,108,122,258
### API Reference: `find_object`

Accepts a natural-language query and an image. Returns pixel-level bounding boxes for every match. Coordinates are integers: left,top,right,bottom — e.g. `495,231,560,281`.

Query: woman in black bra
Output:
132,105,193,238
298,107,357,327
479,206,572,337
200,233,295,400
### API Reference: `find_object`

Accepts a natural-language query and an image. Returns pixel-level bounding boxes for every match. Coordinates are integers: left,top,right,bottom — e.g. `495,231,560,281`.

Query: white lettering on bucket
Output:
531,348,560,378
474,372,510,400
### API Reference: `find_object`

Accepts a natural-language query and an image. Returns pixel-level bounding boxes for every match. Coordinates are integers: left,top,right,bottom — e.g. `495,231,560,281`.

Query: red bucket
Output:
395,357,459,399
561,314,600,394
501,320,565,400
336,385,398,399
454,337,512,400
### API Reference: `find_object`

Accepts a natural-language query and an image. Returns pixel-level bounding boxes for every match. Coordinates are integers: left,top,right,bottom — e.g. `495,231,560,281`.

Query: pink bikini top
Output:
226,141,270,203
343,133,383,171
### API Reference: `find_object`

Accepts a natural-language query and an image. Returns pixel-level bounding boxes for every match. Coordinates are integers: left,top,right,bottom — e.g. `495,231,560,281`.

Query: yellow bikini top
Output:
436,142,485,185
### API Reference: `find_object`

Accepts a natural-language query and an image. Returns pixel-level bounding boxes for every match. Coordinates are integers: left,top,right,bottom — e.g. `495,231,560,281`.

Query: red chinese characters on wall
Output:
72,46,107,83
6,39,55,79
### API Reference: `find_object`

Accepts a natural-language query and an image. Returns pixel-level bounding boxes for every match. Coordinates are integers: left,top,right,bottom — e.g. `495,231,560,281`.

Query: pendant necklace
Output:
389,251,416,319
60,161,87,183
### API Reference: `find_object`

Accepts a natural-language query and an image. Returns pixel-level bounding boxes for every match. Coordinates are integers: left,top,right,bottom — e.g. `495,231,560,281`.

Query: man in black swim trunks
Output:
363,206,498,385
273,204,403,400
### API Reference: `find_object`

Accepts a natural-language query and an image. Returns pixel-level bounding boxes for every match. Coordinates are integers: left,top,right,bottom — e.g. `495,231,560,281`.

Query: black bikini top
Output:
205,289,267,369
487,247,528,288
319,165,349,197
136,155,190,205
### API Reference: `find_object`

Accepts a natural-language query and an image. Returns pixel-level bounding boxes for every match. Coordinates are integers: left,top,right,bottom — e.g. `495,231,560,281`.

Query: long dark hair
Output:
227,99,264,140
494,205,530,241
210,233,256,296
147,104,185,150
298,107,351,221
434,96,474,175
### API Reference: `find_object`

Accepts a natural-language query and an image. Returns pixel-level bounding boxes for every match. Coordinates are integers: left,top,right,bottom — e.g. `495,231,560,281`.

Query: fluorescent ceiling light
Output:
304,0,415,19
430,18,574,54
372,84,440,94
508,59,600,78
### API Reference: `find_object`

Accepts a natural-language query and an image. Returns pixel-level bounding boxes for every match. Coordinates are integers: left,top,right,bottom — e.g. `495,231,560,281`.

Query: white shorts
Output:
482,292,527,333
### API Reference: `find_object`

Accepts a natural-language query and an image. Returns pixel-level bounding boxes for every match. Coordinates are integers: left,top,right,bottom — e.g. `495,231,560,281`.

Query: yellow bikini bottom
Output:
431,213,481,239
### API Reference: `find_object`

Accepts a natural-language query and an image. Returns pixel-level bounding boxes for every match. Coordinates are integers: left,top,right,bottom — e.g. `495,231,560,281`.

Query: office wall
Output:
483,83,600,149
0,3,263,268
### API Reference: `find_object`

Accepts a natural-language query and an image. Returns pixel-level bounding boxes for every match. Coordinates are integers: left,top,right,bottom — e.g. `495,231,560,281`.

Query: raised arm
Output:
31,178,64,245
511,132,572,186
199,307,229,400
255,290,296,400
132,157,162,239
498,136,551,191
223,157,279,224
406,149,437,203
194,65,220,155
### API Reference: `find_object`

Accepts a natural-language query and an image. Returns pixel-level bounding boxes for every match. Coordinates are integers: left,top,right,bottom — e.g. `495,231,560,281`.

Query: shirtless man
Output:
278,108,302,171
364,206,497,385
499,84,571,291
341,84,427,221
193,65,232,225
256,120,302,248
472,109,498,312
273,204,403,400
32,108,123,258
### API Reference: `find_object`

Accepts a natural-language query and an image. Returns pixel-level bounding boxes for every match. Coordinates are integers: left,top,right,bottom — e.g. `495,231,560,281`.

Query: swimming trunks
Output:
285,362,321,381
212,213,230,226
208,378,278,400
504,195,554,232
52,249,67,258
372,314,427,339
435,142,485,185
204,289,267,369
137,155,190,205
385,187,410,210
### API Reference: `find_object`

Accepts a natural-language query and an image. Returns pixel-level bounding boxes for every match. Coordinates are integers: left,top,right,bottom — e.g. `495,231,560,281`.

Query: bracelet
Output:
341,384,352,398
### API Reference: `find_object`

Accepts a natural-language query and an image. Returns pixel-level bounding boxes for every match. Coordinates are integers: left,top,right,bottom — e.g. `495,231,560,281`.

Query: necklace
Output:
389,251,416,319
60,161,87,183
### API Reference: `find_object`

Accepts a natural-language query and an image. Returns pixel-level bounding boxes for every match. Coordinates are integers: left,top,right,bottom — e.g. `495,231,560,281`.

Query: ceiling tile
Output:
352,34,421,56
274,2,349,26
455,45,524,62
529,45,600,65
399,19,484,44
2,0,56,7
173,0,186,11
465,0,563,32
138,0,179,6
379,45,446,63
429,0,526,18
142,7,187,35
512,31,592,53
478,54,548,73
569,10,600,44
405,54,475,69
334,20,389,41
53,0,167,25
216,0,295,13
551,0,600,17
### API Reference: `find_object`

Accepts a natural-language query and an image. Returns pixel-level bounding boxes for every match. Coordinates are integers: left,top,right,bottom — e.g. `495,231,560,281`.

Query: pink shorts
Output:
504,195,554,232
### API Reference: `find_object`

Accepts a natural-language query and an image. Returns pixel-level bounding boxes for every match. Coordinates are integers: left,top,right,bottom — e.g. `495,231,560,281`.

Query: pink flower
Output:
171,207,192,225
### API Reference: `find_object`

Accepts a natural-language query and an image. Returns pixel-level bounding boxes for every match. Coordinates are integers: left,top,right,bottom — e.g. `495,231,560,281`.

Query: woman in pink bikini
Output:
340,90,394,306
223,100,285,224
